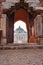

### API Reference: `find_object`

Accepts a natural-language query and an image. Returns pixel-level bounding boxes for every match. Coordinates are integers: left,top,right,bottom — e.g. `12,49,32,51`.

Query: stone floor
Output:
0,49,43,65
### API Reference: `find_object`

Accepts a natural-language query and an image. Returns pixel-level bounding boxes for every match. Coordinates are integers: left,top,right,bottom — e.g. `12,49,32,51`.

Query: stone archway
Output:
6,8,29,43
14,8,29,43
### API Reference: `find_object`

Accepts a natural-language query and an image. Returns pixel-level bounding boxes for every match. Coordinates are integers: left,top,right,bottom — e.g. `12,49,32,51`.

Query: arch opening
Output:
14,20,28,44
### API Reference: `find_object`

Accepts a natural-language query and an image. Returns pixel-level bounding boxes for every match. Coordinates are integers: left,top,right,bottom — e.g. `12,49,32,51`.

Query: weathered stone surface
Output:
0,49,43,65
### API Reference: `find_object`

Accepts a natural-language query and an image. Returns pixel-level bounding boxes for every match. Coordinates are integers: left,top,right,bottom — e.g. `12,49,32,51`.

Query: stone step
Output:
0,43,43,50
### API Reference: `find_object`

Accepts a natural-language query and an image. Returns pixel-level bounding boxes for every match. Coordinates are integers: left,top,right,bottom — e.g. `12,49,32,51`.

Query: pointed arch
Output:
14,20,28,43
14,8,29,42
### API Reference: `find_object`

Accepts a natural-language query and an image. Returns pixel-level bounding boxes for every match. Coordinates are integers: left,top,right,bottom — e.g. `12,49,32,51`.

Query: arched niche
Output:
34,15,42,37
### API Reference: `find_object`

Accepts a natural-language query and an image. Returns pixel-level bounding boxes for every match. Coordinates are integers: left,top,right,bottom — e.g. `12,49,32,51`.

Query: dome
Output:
14,26,26,33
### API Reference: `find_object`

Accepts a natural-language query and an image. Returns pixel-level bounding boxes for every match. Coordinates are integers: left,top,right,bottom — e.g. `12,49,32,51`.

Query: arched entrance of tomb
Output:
14,20,28,43
14,8,29,43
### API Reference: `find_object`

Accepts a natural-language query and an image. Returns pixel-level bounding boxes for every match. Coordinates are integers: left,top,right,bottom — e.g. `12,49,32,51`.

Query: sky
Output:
14,20,27,32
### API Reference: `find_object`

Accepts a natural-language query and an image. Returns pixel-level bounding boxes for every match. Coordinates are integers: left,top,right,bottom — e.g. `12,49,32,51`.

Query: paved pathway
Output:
0,49,43,65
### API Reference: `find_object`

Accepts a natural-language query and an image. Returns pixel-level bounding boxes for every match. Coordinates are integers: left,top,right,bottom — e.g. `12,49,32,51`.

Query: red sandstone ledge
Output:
0,44,43,50
36,35,43,38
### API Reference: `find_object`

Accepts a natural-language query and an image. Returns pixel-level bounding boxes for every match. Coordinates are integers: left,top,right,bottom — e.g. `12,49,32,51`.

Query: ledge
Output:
0,44,43,50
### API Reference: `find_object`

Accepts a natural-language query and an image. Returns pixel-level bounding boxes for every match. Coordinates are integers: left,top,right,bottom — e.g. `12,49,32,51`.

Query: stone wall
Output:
0,14,7,45
1,14,6,38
